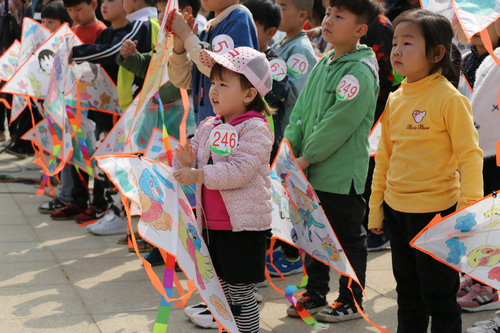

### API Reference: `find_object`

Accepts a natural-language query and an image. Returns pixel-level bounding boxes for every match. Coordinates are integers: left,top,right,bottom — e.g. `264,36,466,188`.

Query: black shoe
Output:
286,290,327,317
5,145,33,159
316,301,362,323
145,247,164,266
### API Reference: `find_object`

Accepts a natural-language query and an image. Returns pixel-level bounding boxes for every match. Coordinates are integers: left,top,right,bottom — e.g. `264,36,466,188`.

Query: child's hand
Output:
370,228,384,235
296,156,310,170
120,40,138,59
174,144,195,168
306,27,321,41
173,167,203,185
167,11,194,43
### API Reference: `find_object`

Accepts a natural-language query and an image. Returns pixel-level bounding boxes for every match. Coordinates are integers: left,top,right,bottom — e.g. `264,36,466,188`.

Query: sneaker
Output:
316,301,362,323
286,291,327,317
50,202,86,220
74,206,107,224
39,198,68,214
367,230,390,252
467,320,500,333
267,250,303,277
256,279,268,288
144,247,164,266
87,211,127,235
128,239,153,253
190,309,218,329
458,276,474,298
254,285,263,303
184,302,208,319
474,312,500,327
458,284,500,312
4,145,33,159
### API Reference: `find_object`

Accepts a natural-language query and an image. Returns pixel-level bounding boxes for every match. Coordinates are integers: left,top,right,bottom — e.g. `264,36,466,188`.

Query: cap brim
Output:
199,49,239,74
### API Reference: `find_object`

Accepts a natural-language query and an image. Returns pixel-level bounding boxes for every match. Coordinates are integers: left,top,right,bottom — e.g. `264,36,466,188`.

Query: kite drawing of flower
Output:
455,213,476,232
446,237,466,264
18,80,28,91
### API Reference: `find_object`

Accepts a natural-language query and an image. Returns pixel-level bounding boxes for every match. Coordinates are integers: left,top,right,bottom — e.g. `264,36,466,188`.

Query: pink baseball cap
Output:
199,46,272,97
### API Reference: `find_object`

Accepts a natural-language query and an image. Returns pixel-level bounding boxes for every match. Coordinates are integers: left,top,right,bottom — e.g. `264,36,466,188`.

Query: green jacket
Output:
284,45,379,195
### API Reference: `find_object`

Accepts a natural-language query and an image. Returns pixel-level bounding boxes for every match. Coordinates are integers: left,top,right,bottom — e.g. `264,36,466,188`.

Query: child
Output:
284,0,382,323
265,0,318,275
173,47,273,333
63,0,106,44
271,0,317,132
41,1,72,32
369,9,484,332
71,0,159,233
167,0,259,124
243,0,290,160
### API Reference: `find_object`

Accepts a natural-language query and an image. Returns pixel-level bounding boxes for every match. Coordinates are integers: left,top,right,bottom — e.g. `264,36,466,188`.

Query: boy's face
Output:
202,0,237,15
101,0,126,22
321,6,363,46
277,0,305,33
66,0,97,26
255,22,276,52
41,18,63,32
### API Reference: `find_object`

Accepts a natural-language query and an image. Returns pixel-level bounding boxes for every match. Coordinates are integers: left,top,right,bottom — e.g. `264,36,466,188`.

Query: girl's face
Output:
391,21,433,83
209,69,253,122
41,18,63,32
101,0,126,22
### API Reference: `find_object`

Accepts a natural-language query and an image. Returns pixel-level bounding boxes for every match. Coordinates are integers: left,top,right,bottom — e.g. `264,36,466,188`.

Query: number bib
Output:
209,124,238,156
211,35,234,54
270,58,287,82
336,75,360,101
287,53,309,76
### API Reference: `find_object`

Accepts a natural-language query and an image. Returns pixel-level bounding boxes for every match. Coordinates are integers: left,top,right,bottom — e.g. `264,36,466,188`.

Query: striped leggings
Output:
220,279,259,333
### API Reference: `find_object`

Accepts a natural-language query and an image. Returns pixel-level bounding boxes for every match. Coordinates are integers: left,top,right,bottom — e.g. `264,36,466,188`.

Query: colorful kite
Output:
411,192,500,290
97,155,240,333
270,139,359,283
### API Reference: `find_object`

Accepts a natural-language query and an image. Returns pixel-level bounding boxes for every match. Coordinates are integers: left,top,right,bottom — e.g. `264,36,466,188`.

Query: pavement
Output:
0,149,498,333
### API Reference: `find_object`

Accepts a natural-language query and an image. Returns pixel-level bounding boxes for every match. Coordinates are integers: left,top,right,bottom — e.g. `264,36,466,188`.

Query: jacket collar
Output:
126,7,157,22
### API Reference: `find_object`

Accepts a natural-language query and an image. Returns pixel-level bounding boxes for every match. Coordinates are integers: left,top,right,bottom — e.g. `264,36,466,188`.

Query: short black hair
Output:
178,0,201,17
63,0,92,7
41,1,72,24
330,0,384,25
243,0,281,30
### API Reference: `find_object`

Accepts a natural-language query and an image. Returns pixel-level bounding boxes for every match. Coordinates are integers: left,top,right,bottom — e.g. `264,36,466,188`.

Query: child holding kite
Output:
368,9,484,333
173,47,273,333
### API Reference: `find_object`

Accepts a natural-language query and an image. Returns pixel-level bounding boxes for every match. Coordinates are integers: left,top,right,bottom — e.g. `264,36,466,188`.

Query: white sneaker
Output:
184,302,208,319
87,211,127,235
474,312,500,327
190,309,218,329
467,320,500,333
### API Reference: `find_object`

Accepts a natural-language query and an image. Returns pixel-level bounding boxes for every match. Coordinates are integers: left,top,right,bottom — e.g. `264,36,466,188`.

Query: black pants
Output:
383,202,461,333
305,189,367,305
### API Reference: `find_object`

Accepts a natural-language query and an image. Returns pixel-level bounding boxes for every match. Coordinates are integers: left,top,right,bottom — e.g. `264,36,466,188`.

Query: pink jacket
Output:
179,112,273,232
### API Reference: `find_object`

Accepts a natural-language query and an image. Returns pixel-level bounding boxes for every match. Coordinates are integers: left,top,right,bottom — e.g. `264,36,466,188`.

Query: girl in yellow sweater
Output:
368,9,483,333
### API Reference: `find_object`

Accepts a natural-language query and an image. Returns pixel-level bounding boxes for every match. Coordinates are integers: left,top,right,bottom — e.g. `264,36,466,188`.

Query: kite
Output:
411,191,500,290
97,155,240,333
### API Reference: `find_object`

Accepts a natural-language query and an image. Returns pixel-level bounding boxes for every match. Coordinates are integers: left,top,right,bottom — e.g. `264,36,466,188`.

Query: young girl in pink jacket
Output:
173,47,273,333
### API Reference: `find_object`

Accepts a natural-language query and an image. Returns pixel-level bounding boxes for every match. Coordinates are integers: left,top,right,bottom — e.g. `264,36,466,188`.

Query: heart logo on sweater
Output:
412,110,426,123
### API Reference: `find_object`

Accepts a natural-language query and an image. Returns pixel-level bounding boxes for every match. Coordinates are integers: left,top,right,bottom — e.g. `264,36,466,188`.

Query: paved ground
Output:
0,151,497,332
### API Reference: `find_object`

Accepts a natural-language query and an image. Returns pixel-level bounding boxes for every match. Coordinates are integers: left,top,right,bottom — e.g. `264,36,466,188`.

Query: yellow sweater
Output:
368,72,483,229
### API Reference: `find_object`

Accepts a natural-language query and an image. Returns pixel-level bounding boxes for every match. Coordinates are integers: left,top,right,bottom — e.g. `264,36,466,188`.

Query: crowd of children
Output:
0,0,499,332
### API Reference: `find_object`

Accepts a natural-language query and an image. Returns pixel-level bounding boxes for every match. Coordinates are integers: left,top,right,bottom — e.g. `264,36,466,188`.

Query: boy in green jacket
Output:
284,0,382,323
